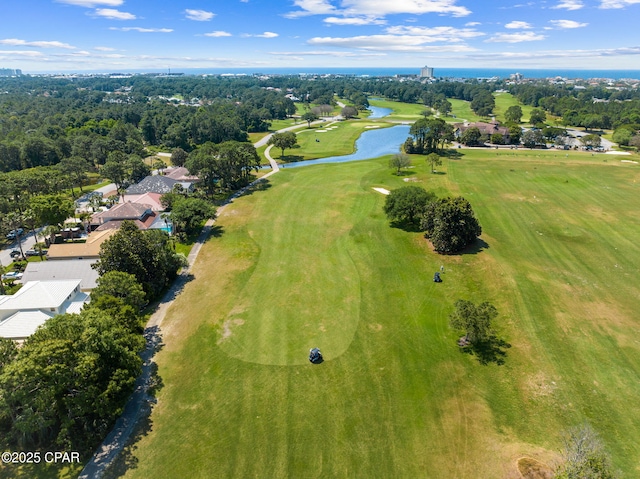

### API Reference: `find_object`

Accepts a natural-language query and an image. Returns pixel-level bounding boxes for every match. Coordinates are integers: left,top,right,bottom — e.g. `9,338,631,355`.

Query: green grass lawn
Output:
100,148,640,479
279,120,392,162
442,98,484,123
493,92,535,125
367,98,426,121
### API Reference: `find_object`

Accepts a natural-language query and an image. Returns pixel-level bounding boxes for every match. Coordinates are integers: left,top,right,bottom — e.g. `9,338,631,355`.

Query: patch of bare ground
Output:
523,372,559,400
217,318,245,344
516,456,554,479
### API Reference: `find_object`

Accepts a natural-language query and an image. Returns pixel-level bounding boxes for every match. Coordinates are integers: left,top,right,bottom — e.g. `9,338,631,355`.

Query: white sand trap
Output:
606,150,631,155
364,125,381,129
621,159,639,164
373,187,390,195
315,130,327,132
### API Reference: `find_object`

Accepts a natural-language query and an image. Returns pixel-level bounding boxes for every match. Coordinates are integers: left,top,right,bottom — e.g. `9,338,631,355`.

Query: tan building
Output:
46,229,116,260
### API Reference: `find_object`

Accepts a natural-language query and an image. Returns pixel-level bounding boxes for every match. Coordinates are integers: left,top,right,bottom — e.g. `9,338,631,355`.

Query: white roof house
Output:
0,280,89,340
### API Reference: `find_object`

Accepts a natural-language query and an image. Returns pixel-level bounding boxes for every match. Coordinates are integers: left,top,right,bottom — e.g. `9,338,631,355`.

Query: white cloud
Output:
324,16,386,25
285,0,337,18
0,38,76,49
551,0,584,9
185,9,215,21
0,50,45,57
56,0,123,6
94,8,136,20
465,21,481,26
94,46,116,51
308,34,478,52
505,21,533,29
485,31,545,43
385,25,484,41
549,19,588,28
204,31,232,37
270,50,386,57
110,27,172,32
286,0,470,19
599,0,640,7
245,32,279,38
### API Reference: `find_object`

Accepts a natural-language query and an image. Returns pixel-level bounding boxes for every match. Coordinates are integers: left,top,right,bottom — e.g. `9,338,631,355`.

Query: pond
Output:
367,106,392,119
284,125,410,169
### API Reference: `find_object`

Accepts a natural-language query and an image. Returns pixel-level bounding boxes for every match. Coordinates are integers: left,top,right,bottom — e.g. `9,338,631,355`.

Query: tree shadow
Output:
394,170,417,177
441,149,464,159
458,238,489,255
459,335,511,365
280,155,305,163
429,171,447,175
389,220,423,233
231,179,272,199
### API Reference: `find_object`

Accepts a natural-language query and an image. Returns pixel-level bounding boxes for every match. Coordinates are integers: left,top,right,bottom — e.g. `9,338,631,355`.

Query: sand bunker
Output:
606,150,631,155
621,159,638,163
372,187,390,195
364,125,381,129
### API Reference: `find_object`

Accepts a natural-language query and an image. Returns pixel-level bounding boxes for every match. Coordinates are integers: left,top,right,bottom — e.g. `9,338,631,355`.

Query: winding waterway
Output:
284,125,410,169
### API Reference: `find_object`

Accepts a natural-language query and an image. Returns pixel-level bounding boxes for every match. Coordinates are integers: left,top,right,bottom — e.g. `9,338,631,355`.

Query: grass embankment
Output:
493,92,536,125
367,98,426,121
105,148,640,478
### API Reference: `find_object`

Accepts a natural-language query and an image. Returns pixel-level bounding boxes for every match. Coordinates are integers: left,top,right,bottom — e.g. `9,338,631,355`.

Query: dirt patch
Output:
517,457,554,479
368,323,383,332
217,318,245,344
372,187,390,195
524,372,558,399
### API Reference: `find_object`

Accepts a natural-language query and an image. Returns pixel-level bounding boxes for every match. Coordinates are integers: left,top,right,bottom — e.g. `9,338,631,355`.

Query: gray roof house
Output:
125,175,193,195
21,259,99,291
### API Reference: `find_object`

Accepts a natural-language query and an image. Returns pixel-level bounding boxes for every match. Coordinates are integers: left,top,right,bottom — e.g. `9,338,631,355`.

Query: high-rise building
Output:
420,66,434,78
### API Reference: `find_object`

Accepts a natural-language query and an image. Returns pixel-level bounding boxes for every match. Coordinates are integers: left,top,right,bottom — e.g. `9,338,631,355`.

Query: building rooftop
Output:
22,259,99,290
125,175,180,195
0,310,54,340
47,229,116,259
0,280,81,311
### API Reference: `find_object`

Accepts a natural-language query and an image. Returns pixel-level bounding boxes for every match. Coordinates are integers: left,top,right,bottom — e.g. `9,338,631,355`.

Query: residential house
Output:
22,259,99,291
163,166,199,184
0,280,89,340
91,201,171,234
454,121,510,142
119,192,165,211
124,175,193,196
47,229,116,260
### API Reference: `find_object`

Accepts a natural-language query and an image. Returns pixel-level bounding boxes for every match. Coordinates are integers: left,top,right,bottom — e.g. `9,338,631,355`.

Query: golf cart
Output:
433,272,442,283
309,348,323,364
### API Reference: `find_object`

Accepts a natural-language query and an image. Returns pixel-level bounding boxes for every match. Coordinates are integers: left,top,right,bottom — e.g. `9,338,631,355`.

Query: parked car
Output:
9,250,21,258
1,271,23,280
25,249,46,257
5,228,24,240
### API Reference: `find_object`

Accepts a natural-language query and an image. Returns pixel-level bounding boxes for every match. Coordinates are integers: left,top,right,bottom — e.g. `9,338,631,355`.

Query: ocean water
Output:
174,67,640,80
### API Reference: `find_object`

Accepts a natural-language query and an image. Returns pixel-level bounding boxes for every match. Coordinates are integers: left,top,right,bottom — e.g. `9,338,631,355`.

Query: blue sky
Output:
1,0,640,72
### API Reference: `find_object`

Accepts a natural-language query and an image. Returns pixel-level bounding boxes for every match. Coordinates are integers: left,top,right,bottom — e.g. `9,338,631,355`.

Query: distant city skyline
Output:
1,0,640,73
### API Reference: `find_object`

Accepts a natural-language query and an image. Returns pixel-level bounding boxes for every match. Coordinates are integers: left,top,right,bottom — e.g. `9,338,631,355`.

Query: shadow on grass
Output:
442,149,464,160
232,179,272,199
429,171,447,175
393,170,417,177
459,238,489,255
389,220,424,233
460,335,511,365
280,155,305,163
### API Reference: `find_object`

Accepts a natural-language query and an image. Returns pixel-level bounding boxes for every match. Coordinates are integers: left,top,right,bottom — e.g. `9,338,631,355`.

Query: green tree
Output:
470,91,495,117
521,129,545,148
555,424,618,479
389,153,411,175
170,147,189,167
101,152,129,195
612,127,634,146
504,105,523,124
425,153,442,173
171,197,216,235
449,299,498,344
529,108,547,126
490,133,504,145
509,125,522,145
0,337,17,373
383,186,436,226
460,127,482,146
580,133,602,148
56,156,91,197
267,131,298,158
128,155,151,184
341,106,358,119
301,111,319,128
90,271,147,311
94,220,184,299
0,310,143,453
421,197,482,254
29,194,74,229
